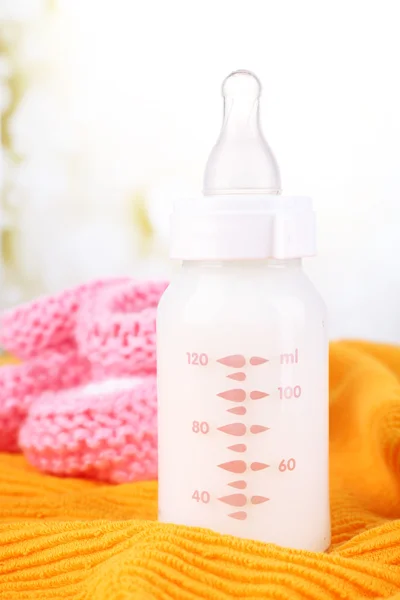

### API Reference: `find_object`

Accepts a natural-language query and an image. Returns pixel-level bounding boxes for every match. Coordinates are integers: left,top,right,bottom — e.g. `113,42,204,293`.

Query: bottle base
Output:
158,511,331,553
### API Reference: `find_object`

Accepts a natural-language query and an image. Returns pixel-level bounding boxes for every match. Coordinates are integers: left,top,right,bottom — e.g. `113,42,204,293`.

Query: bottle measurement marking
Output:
229,511,247,520
192,421,210,434
251,462,270,471
193,492,268,505
192,490,210,503
187,350,300,369
218,460,247,473
249,425,269,434
217,355,246,368
218,423,246,436
229,480,247,489
220,494,269,507
186,352,208,366
250,390,269,400
227,406,247,415
217,355,270,368
227,372,246,381
228,444,247,453
192,352,299,522
249,356,268,365
279,458,296,471
217,389,246,402
278,386,302,399
193,421,270,434
280,349,299,364
251,496,269,505
219,493,247,507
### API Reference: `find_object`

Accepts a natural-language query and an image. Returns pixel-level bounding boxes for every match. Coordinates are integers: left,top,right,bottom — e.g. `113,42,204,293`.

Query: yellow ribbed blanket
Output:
1,340,400,599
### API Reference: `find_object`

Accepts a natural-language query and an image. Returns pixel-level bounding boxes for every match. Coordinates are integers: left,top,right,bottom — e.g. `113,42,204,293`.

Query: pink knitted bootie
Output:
0,279,127,452
14,278,168,482
20,375,157,483
0,346,92,451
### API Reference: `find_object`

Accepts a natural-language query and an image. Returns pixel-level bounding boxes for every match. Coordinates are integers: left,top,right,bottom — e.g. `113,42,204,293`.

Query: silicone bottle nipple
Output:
203,70,281,196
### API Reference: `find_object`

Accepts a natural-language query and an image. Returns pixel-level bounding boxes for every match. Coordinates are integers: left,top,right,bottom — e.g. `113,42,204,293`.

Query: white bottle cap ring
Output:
170,195,316,260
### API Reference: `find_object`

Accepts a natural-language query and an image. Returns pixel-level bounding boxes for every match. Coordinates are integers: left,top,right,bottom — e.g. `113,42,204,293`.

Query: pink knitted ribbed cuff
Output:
0,278,127,359
76,280,169,377
19,375,157,483
0,277,167,479
0,346,92,452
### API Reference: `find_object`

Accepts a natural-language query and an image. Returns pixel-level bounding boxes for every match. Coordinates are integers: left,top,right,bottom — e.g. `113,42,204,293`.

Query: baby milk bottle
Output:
157,70,330,552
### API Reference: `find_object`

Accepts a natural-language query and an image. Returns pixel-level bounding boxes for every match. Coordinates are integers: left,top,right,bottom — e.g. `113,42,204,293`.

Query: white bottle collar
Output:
170,195,315,260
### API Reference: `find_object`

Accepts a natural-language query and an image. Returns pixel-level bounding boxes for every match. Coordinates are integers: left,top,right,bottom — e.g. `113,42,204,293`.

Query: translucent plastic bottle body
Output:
157,259,330,552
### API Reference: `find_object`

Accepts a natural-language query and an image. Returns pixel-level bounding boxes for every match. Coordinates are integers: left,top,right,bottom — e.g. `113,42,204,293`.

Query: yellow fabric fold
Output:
1,341,400,599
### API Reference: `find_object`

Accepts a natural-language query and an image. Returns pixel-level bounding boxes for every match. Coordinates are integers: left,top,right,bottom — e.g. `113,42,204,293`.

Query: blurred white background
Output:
0,0,400,342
